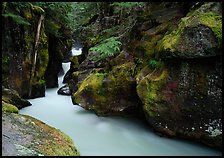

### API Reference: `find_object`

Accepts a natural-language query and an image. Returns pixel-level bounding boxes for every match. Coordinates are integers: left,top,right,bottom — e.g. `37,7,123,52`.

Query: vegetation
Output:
148,59,163,69
89,36,122,59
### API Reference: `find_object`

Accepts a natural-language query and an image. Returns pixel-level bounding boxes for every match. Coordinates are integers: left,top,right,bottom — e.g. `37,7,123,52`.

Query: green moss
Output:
199,12,222,46
2,101,19,113
76,72,105,93
35,26,49,80
29,3,45,14
74,72,107,109
21,114,80,156
70,56,79,69
157,4,222,53
137,69,168,117
38,79,45,87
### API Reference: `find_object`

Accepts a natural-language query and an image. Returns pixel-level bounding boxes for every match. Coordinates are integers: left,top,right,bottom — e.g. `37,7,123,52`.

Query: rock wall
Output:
2,3,48,98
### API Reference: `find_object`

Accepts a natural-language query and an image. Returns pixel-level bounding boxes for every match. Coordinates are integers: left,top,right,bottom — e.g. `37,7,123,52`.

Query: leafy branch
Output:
89,36,122,59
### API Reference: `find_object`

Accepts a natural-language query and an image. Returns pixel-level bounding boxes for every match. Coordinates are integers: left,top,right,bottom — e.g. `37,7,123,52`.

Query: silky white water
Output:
19,62,222,156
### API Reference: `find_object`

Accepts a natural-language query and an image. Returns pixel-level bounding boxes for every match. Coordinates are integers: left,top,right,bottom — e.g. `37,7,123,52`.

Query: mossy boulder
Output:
156,2,222,59
2,112,80,156
136,58,222,150
72,62,142,116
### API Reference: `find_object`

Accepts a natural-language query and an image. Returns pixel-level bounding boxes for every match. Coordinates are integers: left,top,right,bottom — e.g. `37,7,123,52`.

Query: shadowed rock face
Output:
2,87,31,110
2,112,80,156
2,3,48,99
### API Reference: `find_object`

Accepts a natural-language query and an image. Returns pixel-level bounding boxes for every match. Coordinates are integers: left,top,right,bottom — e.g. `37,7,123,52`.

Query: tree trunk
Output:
28,14,44,97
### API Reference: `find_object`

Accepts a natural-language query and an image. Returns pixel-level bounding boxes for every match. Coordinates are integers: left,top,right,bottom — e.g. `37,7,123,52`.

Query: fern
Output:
2,13,31,26
89,36,122,59
148,59,162,69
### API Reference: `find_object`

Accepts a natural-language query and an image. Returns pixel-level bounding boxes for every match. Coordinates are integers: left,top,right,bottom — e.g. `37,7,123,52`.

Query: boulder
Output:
72,62,142,116
57,84,71,96
156,2,222,59
136,58,222,150
2,112,80,156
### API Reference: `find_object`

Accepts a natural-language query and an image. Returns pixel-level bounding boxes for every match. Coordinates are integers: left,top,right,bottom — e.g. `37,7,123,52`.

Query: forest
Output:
2,2,222,156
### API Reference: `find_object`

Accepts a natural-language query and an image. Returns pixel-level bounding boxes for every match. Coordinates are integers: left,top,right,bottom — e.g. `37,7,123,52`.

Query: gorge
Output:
2,2,222,156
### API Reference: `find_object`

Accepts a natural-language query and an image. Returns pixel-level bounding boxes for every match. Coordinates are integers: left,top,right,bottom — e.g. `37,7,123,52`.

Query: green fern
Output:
2,13,31,25
148,59,162,69
89,36,122,59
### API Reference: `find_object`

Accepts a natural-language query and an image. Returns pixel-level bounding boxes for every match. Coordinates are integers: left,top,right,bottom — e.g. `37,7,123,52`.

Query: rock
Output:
2,112,80,156
44,34,72,88
136,58,222,150
57,84,71,96
156,2,222,59
72,62,142,116
2,87,31,109
62,56,80,84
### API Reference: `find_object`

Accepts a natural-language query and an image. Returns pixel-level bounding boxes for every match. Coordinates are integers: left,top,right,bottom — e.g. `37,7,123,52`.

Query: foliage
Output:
111,2,144,14
2,13,31,25
70,2,101,34
89,36,122,59
2,2,32,26
148,59,162,69
32,2,76,37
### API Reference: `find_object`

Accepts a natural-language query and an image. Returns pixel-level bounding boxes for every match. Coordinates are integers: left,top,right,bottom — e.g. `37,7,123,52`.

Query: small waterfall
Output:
71,47,82,56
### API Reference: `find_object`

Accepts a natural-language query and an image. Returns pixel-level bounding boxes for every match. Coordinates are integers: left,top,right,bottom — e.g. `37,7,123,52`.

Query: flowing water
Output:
19,61,222,156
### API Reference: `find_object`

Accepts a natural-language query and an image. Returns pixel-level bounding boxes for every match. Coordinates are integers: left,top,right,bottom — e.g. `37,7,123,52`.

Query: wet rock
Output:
2,87,31,109
2,112,80,156
57,84,71,96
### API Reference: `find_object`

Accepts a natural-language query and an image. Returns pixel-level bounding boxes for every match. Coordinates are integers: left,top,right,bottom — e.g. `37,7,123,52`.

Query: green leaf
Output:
89,36,122,59
2,13,31,26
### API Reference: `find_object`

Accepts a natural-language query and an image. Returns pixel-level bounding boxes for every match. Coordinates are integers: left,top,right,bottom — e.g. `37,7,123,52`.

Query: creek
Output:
19,49,221,156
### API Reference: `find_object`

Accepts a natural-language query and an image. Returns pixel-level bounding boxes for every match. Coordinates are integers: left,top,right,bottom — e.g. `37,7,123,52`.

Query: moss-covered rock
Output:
156,2,222,59
2,101,19,113
2,112,80,156
136,58,222,150
73,62,142,116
